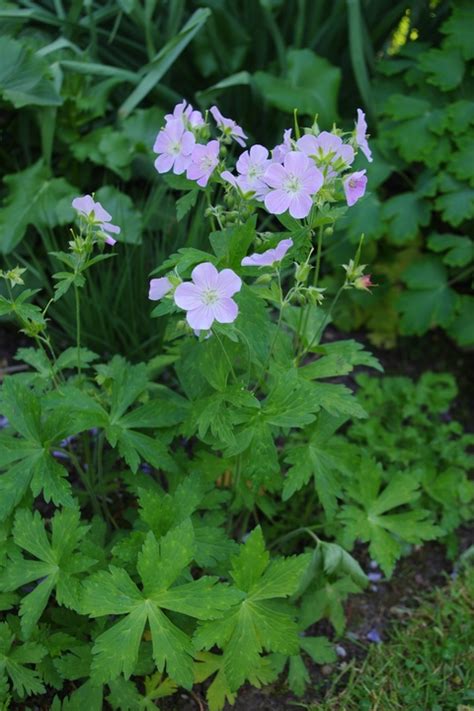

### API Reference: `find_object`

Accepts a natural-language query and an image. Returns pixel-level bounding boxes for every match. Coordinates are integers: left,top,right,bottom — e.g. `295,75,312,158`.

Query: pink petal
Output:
289,192,312,219
265,189,291,215
297,135,318,156
149,277,172,301
104,235,116,246
210,106,224,126
191,262,219,290
302,166,324,194
93,202,112,223
263,163,287,189
339,144,355,166
101,222,120,234
212,297,238,324
153,130,169,153
173,153,192,175
284,151,308,175
166,118,184,141
174,282,203,310
72,195,95,215
155,154,175,173
216,269,242,297
181,131,196,154
186,305,215,330
250,144,269,163
236,150,250,175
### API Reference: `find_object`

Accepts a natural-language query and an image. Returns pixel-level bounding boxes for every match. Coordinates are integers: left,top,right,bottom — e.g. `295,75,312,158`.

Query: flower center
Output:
349,178,358,188
170,141,182,155
248,164,263,180
284,174,302,194
201,288,219,305
201,156,215,170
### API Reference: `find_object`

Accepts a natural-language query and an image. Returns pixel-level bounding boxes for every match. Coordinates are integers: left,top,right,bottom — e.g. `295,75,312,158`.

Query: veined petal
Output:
191,262,219,290
155,153,175,173
186,305,215,330
149,277,172,301
212,297,238,324
72,194,95,215
265,189,291,215
216,269,242,297
263,163,287,188
174,282,203,310
289,192,312,219
284,151,308,174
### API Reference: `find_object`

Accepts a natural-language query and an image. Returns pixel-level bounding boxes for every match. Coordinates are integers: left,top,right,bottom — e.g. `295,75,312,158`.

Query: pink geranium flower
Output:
272,128,293,163
343,170,367,206
297,132,354,173
241,238,293,267
153,119,196,174
355,109,373,162
148,277,172,301
166,100,204,129
263,152,324,219
210,106,247,147
187,140,220,187
174,262,242,330
236,144,270,198
71,194,120,245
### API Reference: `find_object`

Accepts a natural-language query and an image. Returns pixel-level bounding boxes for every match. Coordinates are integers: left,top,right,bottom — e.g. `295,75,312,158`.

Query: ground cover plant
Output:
307,563,474,711
0,97,472,710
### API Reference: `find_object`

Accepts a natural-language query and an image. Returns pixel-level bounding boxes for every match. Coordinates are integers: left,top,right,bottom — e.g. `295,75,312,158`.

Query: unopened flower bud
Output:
354,274,375,291
295,262,311,284
324,226,334,237
255,273,273,285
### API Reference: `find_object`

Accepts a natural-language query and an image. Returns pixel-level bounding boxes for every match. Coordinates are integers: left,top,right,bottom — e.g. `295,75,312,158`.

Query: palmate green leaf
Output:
435,180,474,226
84,522,241,688
428,233,474,267
263,368,321,428
209,217,257,270
282,413,349,516
194,527,310,692
447,296,474,347
339,460,441,576
382,95,445,164
381,192,431,244
301,339,382,379
299,575,361,635
398,257,458,335
0,622,46,698
440,0,474,60
418,46,464,91
1,509,93,637
0,35,62,108
0,160,76,254
254,49,340,126
97,356,185,473
0,379,76,519
448,136,474,185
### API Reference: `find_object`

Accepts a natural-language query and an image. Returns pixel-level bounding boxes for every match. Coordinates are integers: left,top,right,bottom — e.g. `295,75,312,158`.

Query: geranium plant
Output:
0,103,446,709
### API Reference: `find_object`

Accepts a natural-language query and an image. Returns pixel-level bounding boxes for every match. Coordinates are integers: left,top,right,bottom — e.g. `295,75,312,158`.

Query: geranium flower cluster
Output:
152,101,372,219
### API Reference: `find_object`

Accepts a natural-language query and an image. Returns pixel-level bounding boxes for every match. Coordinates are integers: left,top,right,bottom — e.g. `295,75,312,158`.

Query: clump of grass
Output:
305,565,474,711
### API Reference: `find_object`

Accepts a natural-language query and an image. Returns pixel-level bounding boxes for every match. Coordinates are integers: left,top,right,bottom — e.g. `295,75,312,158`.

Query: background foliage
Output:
1,0,471,357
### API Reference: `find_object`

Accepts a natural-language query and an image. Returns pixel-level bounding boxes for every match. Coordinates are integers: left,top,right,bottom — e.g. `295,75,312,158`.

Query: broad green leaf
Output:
0,160,76,254
419,47,464,91
381,192,431,244
441,1,474,60
428,233,473,267
0,36,62,108
254,49,340,126
398,257,458,335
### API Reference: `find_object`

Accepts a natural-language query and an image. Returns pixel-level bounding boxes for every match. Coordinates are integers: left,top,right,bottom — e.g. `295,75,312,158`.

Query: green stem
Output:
214,331,238,383
269,525,323,550
74,284,81,377
297,283,347,365
296,227,323,356
57,447,101,517
313,226,324,288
